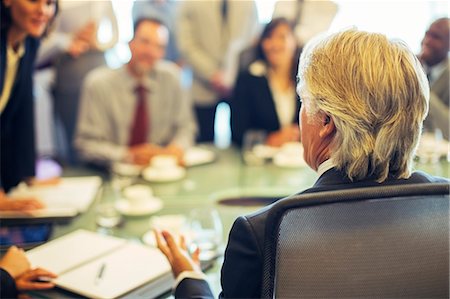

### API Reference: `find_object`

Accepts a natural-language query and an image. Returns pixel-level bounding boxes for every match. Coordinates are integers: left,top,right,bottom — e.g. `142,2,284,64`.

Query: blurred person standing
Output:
132,0,181,65
35,0,118,164
419,17,449,140
75,18,196,167
0,0,58,210
273,0,338,47
231,18,301,147
176,0,260,143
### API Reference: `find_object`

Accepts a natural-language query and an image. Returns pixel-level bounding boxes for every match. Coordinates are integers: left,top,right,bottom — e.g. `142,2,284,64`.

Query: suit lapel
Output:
431,61,449,105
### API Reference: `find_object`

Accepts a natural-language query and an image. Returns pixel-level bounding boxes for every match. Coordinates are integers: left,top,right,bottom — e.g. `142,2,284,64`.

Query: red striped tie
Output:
129,85,149,146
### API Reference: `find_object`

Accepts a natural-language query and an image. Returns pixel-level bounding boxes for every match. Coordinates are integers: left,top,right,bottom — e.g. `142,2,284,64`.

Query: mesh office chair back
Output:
261,183,449,298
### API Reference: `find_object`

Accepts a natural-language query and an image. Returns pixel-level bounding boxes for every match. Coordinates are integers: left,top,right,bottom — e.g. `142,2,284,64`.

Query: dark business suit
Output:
0,268,18,298
231,68,300,146
0,29,38,192
175,168,449,298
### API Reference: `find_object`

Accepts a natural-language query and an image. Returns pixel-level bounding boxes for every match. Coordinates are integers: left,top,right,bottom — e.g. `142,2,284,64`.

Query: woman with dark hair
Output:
231,18,301,147
0,0,58,208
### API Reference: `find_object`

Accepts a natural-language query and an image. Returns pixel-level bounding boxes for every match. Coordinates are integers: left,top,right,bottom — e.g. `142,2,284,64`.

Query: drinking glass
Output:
242,130,267,166
188,208,223,262
96,182,122,229
418,127,443,164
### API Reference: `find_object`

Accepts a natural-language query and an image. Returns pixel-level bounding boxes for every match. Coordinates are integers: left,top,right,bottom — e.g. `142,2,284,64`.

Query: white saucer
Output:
184,147,216,167
273,153,307,168
273,142,307,168
112,162,142,177
142,166,186,183
115,197,163,216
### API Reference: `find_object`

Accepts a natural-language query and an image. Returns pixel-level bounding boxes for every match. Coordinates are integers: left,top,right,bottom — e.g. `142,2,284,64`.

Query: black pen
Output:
95,263,106,285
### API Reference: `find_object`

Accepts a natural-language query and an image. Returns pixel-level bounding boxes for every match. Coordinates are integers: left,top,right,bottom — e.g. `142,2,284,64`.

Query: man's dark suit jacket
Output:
0,268,18,298
230,69,300,146
175,168,449,299
0,29,38,192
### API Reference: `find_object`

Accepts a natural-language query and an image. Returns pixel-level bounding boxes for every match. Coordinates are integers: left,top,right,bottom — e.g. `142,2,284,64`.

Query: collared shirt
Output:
250,61,297,128
317,159,336,177
74,61,196,165
270,83,297,128
0,42,25,114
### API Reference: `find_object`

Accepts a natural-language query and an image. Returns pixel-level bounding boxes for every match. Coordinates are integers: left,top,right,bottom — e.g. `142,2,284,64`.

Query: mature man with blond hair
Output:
156,29,449,298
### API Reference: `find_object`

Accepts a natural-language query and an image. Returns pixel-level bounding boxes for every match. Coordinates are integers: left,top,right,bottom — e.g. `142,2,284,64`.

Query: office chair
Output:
261,183,450,298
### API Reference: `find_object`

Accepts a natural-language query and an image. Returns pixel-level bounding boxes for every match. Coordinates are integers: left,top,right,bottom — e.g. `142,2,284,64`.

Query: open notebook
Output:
2,176,102,221
26,230,173,299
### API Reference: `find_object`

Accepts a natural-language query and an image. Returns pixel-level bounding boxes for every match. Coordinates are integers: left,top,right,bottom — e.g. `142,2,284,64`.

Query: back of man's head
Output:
298,29,429,182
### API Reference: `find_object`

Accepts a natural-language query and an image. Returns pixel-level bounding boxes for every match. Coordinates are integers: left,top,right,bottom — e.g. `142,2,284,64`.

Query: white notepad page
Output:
56,242,172,299
26,230,172,299
26,230,126,274
11,176,102,211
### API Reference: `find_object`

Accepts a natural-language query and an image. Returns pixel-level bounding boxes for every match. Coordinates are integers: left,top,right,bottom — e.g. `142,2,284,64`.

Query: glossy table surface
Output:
40,145,450,297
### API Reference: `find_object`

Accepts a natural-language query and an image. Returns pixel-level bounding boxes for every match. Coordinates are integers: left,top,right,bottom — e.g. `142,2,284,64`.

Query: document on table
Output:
27,229,173,299
2,176,102,219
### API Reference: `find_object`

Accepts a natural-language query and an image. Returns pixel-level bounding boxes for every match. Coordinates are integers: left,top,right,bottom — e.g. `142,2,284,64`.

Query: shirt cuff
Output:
173,270,207,290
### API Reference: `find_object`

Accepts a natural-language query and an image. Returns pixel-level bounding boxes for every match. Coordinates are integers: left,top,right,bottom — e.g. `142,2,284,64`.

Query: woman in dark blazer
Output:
0,0,58,204
231,18,301,147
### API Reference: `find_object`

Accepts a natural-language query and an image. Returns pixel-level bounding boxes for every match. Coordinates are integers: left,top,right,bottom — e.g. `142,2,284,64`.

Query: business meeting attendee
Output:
74,18,196,167
419,17,449,140
272,0,338,47
0,246,57,298
176,0,260,142
0,0,58,211
35,0,118,164
132,0,181,64
231,18,301,147
156,29,449,298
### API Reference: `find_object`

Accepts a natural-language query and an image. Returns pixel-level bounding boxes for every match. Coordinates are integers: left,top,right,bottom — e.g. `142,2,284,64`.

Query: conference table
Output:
35,145,450,298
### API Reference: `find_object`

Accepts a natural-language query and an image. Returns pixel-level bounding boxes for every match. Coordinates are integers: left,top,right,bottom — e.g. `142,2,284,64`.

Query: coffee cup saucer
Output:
142,166,186,183
115,196,163,216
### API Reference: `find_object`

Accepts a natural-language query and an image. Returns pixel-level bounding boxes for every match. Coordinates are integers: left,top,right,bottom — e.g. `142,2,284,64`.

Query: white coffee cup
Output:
123,184,153,207
151,155,178,170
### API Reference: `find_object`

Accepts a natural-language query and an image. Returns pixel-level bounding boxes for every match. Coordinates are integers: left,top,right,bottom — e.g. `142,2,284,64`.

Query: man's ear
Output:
319,114,335,138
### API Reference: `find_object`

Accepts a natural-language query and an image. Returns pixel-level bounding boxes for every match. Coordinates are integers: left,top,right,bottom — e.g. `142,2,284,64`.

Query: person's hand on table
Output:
155,230,201,278
128,144,162,166
162,144,185,166
16,268,57,291
0,246,30,279
0,190,44,212
266,125,300,147
29,177,61,187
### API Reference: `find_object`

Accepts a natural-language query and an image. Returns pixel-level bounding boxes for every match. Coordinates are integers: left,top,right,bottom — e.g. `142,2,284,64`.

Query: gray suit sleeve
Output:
428,91,450,140
170,69,197,148
176,2,217,82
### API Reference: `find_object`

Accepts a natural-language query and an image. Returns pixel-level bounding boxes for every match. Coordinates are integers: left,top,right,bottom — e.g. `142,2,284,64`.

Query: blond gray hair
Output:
298,29,429,182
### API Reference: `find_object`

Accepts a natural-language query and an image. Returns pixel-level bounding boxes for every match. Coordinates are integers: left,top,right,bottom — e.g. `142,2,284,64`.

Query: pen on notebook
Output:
95,263,106,285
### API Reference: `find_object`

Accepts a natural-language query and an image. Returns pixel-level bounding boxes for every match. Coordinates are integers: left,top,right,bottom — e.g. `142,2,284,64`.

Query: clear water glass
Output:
96,183,122,229
188,208,223,261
